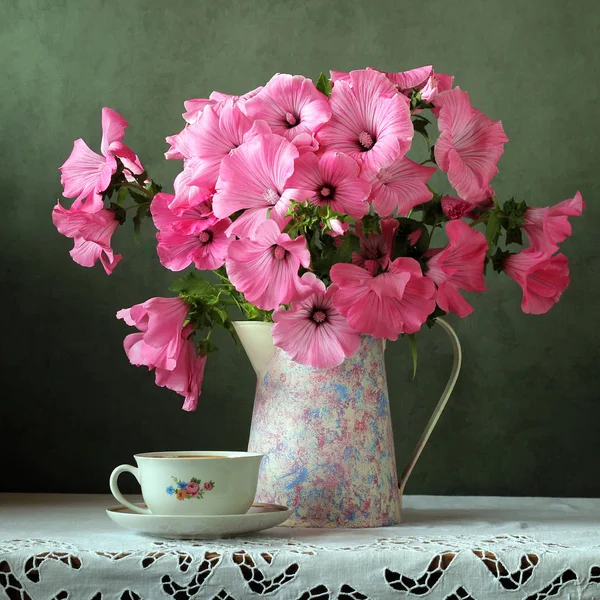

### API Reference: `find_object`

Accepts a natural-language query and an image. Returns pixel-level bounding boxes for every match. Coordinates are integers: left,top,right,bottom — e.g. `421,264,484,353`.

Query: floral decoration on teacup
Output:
166,476,216,501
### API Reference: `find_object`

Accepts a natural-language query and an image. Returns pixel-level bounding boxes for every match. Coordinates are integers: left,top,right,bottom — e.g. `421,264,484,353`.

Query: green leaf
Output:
491,247,511,273
109,202,127,225
190,477,201,484
133,204,149,240
116,187,129,207
211,306,229,325
412,118,429,143
501,197,528,246
128,188,149,205
198,338,218,354
315,72,332,98
505,226,523,246
169,272,220,302
413,196,446,227
485,211,501,250
407,334,418,379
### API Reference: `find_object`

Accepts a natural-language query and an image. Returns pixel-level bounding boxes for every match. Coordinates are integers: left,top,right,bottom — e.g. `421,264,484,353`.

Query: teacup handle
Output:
109,465,152,514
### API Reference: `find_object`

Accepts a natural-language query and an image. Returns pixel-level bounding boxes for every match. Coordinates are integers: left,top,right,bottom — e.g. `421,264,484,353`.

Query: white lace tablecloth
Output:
1,494,600,600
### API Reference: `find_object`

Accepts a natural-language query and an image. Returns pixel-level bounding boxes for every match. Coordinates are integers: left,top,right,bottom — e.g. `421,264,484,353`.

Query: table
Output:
1,494,600,599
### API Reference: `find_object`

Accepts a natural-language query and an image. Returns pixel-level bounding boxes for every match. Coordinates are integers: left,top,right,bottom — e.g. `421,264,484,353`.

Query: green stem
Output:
123,202,151,211
124,182,155,199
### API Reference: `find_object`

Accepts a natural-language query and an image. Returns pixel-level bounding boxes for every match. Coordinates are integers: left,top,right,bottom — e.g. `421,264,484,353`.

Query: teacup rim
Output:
134,450,264,460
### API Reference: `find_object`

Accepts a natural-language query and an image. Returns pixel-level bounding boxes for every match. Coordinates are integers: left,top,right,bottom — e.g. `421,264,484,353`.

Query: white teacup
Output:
109,451,264,515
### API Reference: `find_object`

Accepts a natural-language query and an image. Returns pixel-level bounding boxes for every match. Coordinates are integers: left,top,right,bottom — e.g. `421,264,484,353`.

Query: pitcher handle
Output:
399,318,462,495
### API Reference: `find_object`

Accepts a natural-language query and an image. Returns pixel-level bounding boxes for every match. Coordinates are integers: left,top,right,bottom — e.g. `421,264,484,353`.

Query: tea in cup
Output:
109,451,263,516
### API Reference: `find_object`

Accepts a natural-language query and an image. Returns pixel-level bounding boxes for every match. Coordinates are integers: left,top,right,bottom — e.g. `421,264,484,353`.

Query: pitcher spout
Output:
233,321,276,378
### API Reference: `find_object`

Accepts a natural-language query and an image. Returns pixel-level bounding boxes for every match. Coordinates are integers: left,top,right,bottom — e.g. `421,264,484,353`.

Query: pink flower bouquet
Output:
53,66,584,411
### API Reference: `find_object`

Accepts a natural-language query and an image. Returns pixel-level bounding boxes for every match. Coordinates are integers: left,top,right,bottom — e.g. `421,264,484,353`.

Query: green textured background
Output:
1,0,598,496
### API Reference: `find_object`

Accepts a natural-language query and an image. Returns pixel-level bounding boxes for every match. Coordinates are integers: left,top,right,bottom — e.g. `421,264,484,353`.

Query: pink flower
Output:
381,65,454,103
291,132,320,155
60,108,144,212
185,481,200,496
243,74,331,141
116,297,189,371
151,193,232,271
204,481,214,491
272,273,361,368
178,101,271,188
441,196,472,220
325,219,349,238
226,219,310,310
151,192,216,233
286,151,371,218
154,326,207,412
182,98,216,124
212,134,300,238
352,218,398,275
523,191,585,254
165,126,197,161
434,88,508,200
425,220,487,317
316,70,414,177
368,157,436,217
503,250,570,315
331,258,436,339
210,86,263,109
168,164,215,216
52,201,122,274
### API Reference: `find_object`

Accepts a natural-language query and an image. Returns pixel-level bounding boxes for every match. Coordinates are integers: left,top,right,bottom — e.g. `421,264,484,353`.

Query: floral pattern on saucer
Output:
166,476,215,500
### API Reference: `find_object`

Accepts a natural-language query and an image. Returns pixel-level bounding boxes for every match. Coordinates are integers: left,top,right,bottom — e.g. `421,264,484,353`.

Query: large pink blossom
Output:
243,74,331,141
380,65,454,104
272,273,360,368
523,191,585,254
178,102,270,187
168,162,215,216
52,201,122,274
331,258,436,339
434,88,508,200
151,192,216,233
154,325,207,412
331,66,453,106
286,151,371,218
117,297,189,371
165,126,199,161
210,86,263,109
182,98,216,125
503,250,570,315
226,219,310,310
151,193,231,271
60,108,144,212
316,70,414,177
352,218,398,275
368,157,436,217
212,134,301,238
425,220,487,317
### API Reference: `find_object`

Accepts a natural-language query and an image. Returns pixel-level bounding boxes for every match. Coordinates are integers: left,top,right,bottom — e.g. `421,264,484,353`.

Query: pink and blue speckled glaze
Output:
247,335,402,528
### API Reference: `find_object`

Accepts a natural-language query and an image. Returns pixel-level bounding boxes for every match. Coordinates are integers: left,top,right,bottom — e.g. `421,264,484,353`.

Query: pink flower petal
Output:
425,220,487,317
369,157,436,216
226,219,309,310
244,74,331,141
503,250,570,314
213,134,298,237
100,107,128,157
316,70,414,178
434,88,508,200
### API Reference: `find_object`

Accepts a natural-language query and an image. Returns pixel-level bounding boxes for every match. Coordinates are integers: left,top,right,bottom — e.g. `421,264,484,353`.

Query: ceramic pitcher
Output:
234,319,461,528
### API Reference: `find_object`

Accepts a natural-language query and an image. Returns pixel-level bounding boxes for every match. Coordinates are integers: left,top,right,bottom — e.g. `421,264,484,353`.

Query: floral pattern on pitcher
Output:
166,477,215,500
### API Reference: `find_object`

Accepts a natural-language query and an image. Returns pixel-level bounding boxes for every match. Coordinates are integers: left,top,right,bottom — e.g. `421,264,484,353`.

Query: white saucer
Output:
106,502,292,539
